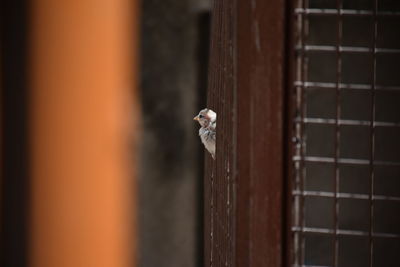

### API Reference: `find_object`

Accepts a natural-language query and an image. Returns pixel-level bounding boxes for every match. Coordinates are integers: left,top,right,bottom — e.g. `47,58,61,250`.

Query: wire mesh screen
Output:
291,0,400,266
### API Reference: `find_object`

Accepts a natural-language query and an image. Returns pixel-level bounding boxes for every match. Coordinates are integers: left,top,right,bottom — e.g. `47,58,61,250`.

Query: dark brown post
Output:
205,0,288,266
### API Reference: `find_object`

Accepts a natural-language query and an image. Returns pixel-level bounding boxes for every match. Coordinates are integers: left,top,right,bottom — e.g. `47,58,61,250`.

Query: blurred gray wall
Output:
139,1,210,267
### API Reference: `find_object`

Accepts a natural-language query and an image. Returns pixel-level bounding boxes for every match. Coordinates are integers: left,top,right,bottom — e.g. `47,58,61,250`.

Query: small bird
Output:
194,108,216,159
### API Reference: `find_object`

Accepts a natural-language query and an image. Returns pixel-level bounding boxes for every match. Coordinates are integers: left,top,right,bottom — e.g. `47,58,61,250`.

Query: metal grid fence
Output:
291,0,400,266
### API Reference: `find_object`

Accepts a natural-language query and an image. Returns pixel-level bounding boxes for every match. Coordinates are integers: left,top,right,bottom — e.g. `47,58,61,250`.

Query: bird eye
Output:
199,114,204,118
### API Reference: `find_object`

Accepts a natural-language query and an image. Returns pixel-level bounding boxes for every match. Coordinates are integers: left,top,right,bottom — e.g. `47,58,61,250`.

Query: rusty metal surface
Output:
205,0,287,266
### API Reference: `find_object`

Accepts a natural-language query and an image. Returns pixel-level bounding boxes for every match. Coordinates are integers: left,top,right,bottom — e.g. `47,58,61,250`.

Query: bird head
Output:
194,108,216,128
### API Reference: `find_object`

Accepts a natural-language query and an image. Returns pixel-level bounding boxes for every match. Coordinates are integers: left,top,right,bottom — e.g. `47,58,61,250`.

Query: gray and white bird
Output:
194,108,216,159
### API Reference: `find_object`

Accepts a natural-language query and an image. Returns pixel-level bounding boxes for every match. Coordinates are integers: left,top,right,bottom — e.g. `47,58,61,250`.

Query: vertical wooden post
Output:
29,0,138,266
235,0,287,266
206,0,287,266
205,0,235,266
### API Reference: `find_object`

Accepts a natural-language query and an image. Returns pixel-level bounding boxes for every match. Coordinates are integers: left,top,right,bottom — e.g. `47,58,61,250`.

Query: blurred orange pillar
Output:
29,0,138,266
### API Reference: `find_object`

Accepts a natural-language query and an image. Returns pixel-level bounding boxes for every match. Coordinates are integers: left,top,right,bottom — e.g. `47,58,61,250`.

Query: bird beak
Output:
193,116,199,121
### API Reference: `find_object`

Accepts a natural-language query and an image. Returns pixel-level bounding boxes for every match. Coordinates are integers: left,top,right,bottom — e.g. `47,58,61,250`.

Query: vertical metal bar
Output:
334,1,343,267
369,0,378,266
293,0,307,265
292,6,299,264
285,0,296,265
298,0,308,265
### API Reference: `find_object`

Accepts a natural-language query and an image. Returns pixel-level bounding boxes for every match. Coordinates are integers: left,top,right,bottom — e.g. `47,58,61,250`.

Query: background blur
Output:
1,0,211,266
2,0,400,267
139,0,210,267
